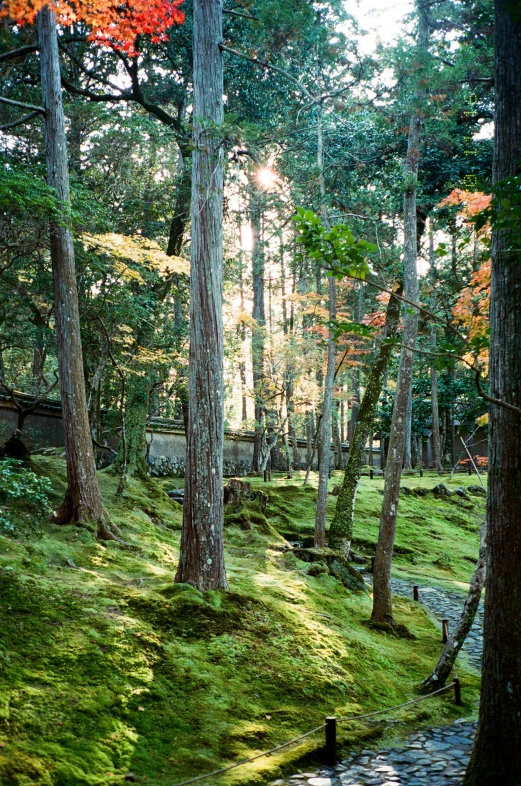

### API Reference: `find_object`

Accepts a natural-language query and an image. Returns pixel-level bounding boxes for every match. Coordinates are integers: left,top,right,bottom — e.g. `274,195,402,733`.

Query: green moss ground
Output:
0,459,483,786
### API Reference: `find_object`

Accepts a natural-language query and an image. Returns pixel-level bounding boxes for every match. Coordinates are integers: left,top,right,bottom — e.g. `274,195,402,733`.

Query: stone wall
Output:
0,394,381,476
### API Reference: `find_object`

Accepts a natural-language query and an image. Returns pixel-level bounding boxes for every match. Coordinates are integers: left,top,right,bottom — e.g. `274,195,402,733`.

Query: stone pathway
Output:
270,578,482,786
377,577,483,671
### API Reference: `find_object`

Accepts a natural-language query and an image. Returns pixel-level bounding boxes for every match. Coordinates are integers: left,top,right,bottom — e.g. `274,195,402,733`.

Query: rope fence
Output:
171,679,461,786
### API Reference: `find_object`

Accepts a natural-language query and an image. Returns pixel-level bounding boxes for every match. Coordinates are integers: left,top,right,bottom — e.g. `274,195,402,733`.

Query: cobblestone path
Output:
270,577,482,786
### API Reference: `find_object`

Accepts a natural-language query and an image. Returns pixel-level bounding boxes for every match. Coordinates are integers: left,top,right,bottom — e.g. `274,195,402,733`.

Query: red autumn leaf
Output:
0,0,184,56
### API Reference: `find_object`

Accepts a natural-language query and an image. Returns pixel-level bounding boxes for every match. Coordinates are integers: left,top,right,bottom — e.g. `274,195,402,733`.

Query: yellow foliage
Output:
82,233,189,277
476,413,489,427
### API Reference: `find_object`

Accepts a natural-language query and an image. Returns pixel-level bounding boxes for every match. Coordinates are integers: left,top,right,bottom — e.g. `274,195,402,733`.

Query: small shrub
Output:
0,459,53,531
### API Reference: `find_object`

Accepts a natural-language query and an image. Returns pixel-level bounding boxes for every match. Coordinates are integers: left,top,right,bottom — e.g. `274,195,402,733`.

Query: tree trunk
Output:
314,274,336,547
372,3,427,622
333,401,342,470
250,189,265,472
328,283,402,555
403,384,413,469
175,0,228,591
464,2,521,781
349,283,364,443
37,7,114,539
238,239,248,422
112,373,149,482
429,232,443,471
314,102,336,547
422,518,486,692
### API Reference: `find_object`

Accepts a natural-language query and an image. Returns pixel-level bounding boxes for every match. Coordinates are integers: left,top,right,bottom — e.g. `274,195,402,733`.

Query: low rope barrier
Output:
170,680,458,786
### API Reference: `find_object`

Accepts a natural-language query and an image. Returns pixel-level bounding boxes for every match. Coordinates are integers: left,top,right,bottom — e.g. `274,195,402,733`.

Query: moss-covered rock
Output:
293,547,367,593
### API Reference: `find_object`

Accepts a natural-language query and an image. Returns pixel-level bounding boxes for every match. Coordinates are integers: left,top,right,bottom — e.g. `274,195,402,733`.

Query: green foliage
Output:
0,460,53,532
0,161,58,219
474,173,521,250
293,208,376,280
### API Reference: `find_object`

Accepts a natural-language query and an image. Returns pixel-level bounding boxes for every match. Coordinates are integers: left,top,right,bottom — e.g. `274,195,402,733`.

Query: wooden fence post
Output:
413,585,419,602
454,676,462,706
325,716,337,766
442,618,449,644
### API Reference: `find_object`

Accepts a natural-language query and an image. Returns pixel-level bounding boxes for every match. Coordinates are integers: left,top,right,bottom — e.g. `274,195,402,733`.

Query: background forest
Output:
2,0,518,785
0,0,493,477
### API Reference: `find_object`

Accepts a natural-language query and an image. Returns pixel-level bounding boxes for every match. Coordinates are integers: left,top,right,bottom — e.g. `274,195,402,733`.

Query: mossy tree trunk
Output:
328,282,402,555
112,373,150,484
464,2,521,781
175,0,228,591
37,7,115,539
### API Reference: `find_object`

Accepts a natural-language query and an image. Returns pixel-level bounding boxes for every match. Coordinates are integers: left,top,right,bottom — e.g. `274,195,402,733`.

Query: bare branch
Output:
0,110,40,130
223,9,259,21
0,44,38,63
0,95,45,114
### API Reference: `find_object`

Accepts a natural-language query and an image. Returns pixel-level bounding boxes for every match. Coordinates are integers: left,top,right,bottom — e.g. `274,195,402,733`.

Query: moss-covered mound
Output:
0,459,481,786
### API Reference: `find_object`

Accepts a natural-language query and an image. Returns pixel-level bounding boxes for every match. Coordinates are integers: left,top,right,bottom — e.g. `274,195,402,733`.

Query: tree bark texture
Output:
37,7,113,537
329,283,402,555
372,99,423,624
348,283,364,444
314,102,336,547
175,0,228,591
250,189,265,472
314,274,336,547
464,2,521,782
403,384,413,469
429,232,443,471
422,518,486,692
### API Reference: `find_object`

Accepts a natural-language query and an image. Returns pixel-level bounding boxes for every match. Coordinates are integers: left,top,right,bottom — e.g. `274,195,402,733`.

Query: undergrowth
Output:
0,458,482,786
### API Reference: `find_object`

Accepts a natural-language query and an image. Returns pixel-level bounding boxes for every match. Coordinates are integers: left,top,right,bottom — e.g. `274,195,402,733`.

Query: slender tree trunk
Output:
333,401,342,470
422,518,486,691
315,275,336,546
175,0,227,591
238,239,248,422
250,189,265,472
372,4,427,623
37,7,114,538
349,283,364,443
329,283,402,555
429,232,443,471
464,3,521,781
403,385,413,469
314,102,336,547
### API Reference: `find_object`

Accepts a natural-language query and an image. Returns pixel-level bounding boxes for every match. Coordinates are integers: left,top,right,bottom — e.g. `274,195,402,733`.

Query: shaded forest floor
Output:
0,459,485,786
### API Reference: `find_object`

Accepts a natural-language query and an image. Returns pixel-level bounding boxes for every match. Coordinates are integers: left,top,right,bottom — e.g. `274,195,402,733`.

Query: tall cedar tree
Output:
464,1,521,781
372,1,428,624
37,7,115,536
4,0,183,536
175,0,228,590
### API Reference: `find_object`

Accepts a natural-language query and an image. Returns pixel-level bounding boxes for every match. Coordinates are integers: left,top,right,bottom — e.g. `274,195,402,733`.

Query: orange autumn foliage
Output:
453,259,490,367
0,0,184,54
439,189,492,220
